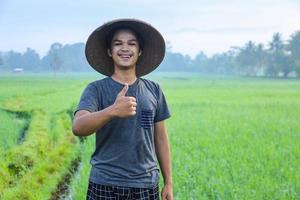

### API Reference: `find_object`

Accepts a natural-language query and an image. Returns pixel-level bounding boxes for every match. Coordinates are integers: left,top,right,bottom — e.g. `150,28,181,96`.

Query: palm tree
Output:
266,32,290,77
287,31,300,77
236,41,257,76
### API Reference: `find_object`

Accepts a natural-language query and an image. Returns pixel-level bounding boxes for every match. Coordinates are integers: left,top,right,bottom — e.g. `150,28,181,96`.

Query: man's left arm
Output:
154,120,173,200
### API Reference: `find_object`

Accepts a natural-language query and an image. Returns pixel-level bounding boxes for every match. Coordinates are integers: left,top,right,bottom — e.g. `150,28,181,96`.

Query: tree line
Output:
1,30,299,78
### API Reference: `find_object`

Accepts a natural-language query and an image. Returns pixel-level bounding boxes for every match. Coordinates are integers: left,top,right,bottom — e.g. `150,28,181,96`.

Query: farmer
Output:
72,19,173,200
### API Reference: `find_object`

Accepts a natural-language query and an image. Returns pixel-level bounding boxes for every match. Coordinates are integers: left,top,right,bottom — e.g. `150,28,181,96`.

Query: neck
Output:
111,68,137,85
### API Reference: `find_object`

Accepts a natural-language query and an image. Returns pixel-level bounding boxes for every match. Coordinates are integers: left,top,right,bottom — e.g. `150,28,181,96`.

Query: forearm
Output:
155,123,173,185
72,106,115,136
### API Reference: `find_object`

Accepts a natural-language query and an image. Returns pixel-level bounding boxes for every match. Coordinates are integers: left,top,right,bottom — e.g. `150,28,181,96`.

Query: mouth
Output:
118,54,132,59
118,54,133,62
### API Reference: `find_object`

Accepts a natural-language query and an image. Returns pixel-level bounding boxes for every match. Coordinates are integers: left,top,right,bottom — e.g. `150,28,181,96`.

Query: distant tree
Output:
6,51,23,70
255,43,267,76
183,54,194,70
160,52,186,72
266,32,292,78
42,43,63,76
287,31,300,77
22,48,40,71
0,54,4,71
265,33,282,77
194,51,208,72
2,30,299,76
206,51,236,74
235,43,267,76
41,42,91,72
280,53,293,78
58,43,89,72
236,41,257,76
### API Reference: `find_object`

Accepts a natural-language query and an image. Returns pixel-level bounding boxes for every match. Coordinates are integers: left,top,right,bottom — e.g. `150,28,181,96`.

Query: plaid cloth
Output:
86,181,160,200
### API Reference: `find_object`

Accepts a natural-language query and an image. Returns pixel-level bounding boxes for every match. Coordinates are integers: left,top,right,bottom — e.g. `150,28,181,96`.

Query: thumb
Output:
117,83,128,97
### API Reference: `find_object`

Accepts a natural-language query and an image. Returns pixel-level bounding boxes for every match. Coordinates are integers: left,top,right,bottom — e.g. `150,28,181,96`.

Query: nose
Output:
120,48,129,52
120,44,129,51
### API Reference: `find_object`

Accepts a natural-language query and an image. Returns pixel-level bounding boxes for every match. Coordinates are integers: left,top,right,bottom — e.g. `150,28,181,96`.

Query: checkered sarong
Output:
86,181,160,200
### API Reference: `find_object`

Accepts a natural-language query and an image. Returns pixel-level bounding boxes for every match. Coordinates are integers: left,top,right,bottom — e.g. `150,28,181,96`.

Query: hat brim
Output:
85,19,166,77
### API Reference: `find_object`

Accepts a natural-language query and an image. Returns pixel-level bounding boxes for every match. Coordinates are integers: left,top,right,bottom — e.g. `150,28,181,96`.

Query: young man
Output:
72,19,173,200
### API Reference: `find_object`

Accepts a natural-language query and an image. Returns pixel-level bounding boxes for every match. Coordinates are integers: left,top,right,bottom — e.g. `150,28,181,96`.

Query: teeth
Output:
120,55,130,58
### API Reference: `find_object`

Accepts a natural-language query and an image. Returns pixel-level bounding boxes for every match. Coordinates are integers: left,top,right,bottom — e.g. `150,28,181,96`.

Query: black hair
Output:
106,26,144,51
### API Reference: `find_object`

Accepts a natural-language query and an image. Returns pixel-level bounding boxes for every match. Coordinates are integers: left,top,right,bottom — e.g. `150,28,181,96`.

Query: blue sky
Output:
1,0,299,58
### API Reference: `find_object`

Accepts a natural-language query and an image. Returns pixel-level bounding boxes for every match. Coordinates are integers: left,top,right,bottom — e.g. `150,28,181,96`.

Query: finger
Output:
165,194,171,200
117,83,128,97
129,97,136,102
131,102,137,107
161,191,167,200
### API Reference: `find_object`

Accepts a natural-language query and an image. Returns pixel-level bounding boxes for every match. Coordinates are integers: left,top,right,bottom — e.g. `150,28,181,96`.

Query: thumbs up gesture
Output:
112,83,137,118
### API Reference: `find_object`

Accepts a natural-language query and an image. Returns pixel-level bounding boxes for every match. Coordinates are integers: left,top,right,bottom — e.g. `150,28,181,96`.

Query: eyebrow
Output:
112,39,138,43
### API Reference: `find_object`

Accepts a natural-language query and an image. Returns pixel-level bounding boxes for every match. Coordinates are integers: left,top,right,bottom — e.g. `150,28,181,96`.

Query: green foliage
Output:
162,76,300,199
70,137,94,200
0,77,82,199
1,111,80,200
71,74,300,199
0,74,300,199
0,110,28,152
236,41,266,76
0,111,52,195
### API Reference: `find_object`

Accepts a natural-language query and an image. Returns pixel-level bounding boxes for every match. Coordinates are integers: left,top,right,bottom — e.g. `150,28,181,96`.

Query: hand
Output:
161,183,173,200
112,83,137,118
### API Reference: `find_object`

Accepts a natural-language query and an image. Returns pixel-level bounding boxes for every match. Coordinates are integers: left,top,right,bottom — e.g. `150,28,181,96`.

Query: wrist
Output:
164,180,173,186
106,105,118,118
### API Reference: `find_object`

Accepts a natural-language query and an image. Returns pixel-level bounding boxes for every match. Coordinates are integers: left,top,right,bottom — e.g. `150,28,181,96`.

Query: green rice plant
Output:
70,136,95,200
163,77,300,199
0,110,52,196
0,110,29,153
1,74,300,199
1,112,80,200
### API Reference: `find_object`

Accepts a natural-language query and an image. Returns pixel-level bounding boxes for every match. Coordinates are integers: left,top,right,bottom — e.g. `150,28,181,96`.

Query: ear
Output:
138,50,142,56
107,49,112,57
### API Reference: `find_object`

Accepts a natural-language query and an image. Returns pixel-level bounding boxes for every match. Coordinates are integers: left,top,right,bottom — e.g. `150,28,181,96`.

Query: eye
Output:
113,42,121,46
129,42,137,46
112,40,122,46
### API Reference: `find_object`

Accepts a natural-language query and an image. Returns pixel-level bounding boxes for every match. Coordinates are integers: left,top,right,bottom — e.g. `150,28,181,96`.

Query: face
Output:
108,29,142,70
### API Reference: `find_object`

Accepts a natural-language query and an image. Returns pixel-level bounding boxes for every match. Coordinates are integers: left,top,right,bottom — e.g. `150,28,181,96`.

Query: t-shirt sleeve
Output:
74,83,99,116
154,84,171,123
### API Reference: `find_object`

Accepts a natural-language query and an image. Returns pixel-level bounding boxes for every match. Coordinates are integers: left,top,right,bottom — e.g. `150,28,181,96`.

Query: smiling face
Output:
108,29,142,72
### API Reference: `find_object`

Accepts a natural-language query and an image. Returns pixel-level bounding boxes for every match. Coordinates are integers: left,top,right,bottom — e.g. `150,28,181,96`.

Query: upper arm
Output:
154,84,171,123
74,83,100,116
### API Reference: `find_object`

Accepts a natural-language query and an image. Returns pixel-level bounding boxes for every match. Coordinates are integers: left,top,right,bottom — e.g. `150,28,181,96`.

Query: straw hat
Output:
85,18,166,77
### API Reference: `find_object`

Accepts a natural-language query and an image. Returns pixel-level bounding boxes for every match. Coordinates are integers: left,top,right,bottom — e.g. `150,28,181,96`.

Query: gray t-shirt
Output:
75,77,170,188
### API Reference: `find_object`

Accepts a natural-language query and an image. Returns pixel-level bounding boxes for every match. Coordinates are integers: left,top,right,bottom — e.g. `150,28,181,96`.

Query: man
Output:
72,19,173,200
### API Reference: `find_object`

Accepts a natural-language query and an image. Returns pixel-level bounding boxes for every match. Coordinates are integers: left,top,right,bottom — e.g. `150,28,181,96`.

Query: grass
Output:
0,111,52,196
0,73,299,199
164,77,300,199
0,110,29,152
70,136,95,200
0,111,80,200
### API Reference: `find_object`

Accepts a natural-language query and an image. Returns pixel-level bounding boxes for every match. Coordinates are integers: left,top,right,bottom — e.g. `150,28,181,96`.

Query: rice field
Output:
0,73,299,200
